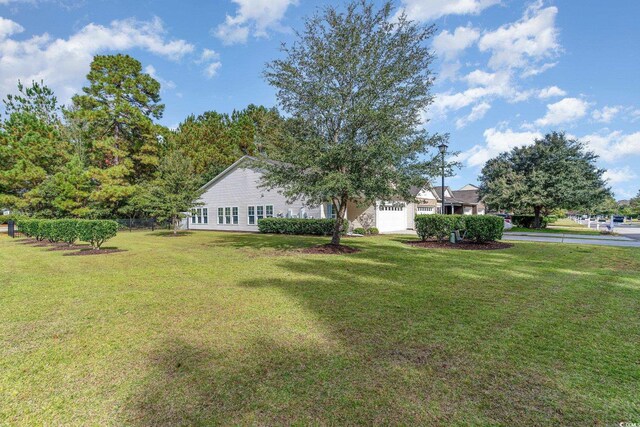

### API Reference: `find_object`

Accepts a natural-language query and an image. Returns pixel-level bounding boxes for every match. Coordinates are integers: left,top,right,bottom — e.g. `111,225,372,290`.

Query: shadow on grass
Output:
123,233,639,425
147,231,195,237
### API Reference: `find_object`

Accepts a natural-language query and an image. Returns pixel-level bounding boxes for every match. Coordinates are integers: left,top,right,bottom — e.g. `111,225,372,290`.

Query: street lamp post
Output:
438,143,448,214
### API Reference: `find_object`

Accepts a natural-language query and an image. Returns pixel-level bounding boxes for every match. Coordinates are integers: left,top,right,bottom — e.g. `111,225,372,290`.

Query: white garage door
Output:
376,202,407,232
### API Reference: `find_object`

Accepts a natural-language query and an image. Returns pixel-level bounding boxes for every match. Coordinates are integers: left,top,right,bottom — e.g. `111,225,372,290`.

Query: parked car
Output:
493,213,513,230
612,215,625,223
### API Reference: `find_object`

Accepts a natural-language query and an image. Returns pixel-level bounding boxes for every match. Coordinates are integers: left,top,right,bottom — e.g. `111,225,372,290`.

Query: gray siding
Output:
189,161,321,232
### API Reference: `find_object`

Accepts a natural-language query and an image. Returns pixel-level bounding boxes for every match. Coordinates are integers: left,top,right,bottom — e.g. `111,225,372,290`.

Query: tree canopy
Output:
261,0,447,245
479,132,611,227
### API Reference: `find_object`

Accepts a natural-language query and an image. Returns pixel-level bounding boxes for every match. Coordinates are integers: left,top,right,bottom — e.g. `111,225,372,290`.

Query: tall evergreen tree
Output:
261,0,445,245
0,81,69,211
67,54,166,215
146,151,204,234
479,132,611,228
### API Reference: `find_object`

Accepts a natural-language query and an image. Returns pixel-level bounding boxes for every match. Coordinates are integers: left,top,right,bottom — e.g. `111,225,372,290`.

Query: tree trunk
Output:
534,206,542,229
330,196,348,246
173,216,178,235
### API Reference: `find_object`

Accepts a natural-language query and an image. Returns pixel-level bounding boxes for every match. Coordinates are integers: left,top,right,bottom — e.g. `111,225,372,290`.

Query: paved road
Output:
502,233,640,248
387,229,640,248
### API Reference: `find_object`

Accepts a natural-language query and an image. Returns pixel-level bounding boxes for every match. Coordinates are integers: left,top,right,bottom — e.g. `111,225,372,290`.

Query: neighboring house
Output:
187,156,485,233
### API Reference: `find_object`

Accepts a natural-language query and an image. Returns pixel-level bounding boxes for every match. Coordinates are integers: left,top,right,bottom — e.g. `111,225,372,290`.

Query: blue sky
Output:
1,0,638,199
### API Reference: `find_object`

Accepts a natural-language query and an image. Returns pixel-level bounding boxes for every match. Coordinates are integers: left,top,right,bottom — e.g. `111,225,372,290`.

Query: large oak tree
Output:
261,0,446,245
479,132,611,228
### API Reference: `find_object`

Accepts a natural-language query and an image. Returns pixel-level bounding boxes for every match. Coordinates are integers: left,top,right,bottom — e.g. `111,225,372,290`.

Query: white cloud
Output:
520,61,557,77
432,26,480,61
196,48,222,78
537,85,565,99
397,0,500,21
214,0,297,45
204,61,222,78
0,16,195,102
603,166,638,185
535,97,589,127
582,130,640,162
591,105,621,123
455,101,491,128
478,2,560,70
458,127,542,167
0,16,24,39
144,64,176,90
198,48,219,63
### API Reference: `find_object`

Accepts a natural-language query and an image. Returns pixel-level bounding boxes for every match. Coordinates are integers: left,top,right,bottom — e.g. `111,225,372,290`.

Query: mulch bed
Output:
47,243,91,251
300,243,360,254
63,248,125,256
404,240,513,251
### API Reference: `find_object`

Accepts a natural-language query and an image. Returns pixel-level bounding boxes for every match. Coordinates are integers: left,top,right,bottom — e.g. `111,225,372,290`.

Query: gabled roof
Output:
451,189,482,205
199,155,271,191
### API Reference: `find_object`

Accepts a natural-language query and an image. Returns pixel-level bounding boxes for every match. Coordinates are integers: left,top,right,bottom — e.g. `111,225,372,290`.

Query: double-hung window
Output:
192,208,208,224
247,205,273,225
326,203,337,219
218,206,239,225
248,206,256,225
232,207,239,224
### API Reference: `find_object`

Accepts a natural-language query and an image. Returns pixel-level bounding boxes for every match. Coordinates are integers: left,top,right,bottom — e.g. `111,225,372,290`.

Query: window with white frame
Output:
326,203,337,219
217,207,239,225
232,207,239,224
247,205,273,225
417,206,434,213
248,206,256,225
191,208,208,224
379,202,405,211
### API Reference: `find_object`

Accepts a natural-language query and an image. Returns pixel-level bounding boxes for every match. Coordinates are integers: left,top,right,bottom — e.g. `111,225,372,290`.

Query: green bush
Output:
463,215,504,242
353,227,366,235
39,220,61,243
258,218,348,236
414,214,465,242
368,227,379,235
512,215,548,229
55,219,79,245
546,215,558,223
76,220,119,249
19,219,50,241
0,214,10,224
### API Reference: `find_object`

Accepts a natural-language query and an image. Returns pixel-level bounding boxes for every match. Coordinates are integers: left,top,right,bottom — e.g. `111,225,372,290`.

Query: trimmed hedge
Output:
258,218,348,236
76,220,119,249
463,215,504,242
415,214,503,243
512,215,549,229
17,218,117,249
414,214,465,242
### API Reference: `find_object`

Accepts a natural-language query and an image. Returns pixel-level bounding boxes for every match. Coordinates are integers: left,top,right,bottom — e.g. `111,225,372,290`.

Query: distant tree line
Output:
0,54,287,228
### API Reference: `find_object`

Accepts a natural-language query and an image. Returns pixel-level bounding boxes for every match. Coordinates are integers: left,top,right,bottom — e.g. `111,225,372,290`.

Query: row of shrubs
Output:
415,214,504,243
18,219,119,249
258,218,348,236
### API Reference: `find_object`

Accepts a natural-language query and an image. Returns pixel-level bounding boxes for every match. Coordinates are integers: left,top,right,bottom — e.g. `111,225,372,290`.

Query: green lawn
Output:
508,226,602,235
1,231,639,425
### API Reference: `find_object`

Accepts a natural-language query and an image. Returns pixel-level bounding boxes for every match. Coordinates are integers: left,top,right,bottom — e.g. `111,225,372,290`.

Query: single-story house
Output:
187,156,485,233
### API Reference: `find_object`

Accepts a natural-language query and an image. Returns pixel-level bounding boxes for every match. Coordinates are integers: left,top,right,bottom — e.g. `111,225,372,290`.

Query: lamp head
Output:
438,143,448,155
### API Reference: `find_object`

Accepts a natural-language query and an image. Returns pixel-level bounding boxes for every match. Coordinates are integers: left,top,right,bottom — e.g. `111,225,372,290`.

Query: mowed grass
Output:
509,226,601,235
1,231,639,426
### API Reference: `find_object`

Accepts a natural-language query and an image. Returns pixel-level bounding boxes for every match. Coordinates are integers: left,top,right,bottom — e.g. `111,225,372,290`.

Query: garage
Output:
376,201,407,232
